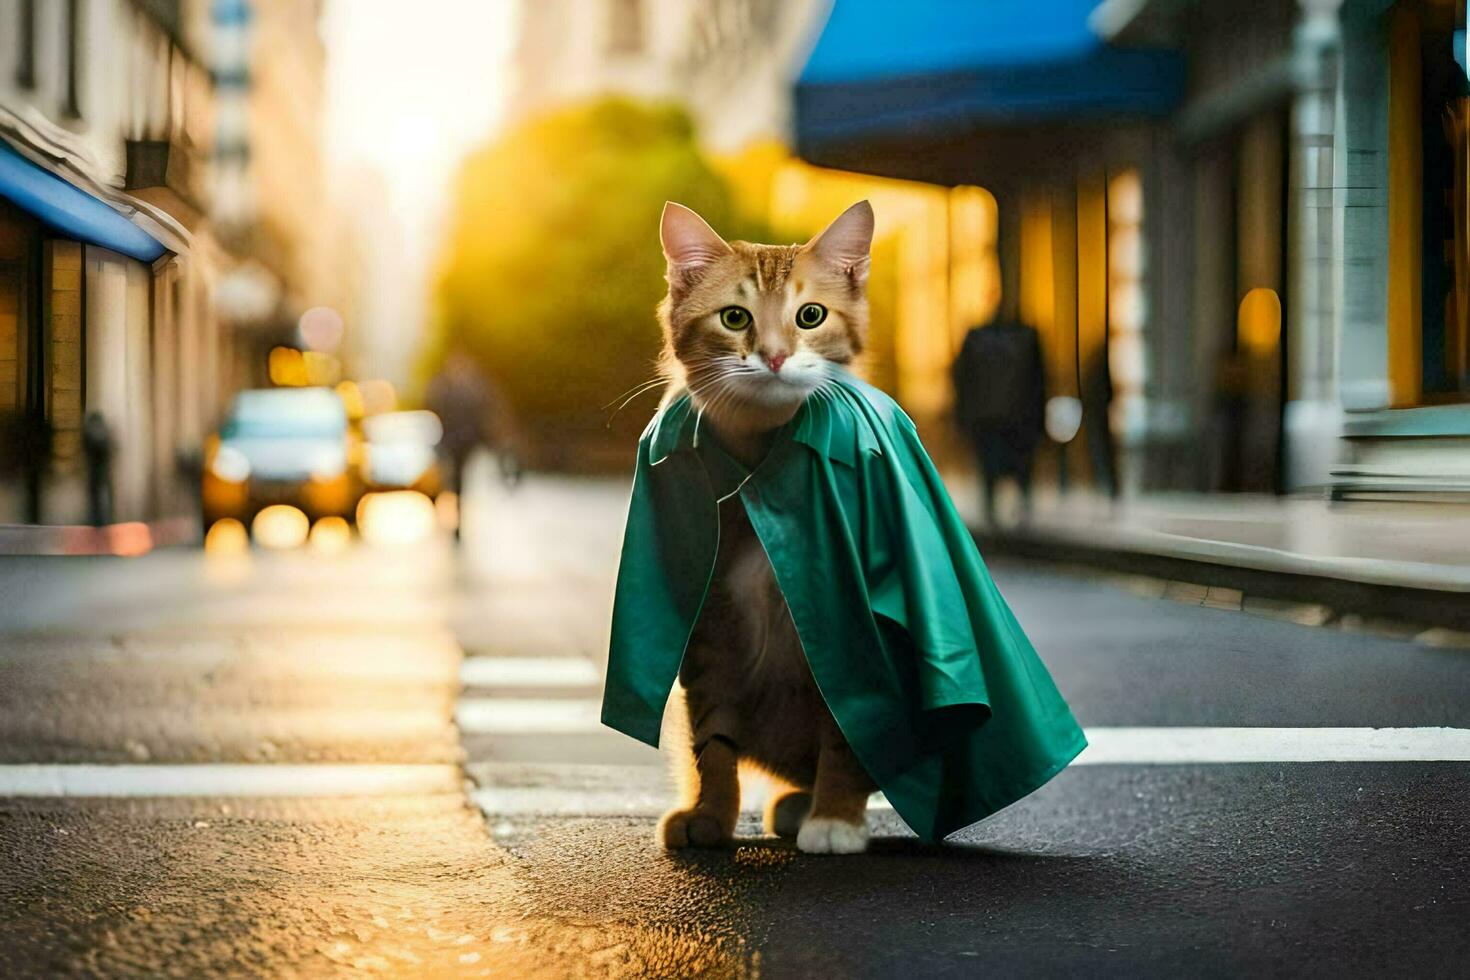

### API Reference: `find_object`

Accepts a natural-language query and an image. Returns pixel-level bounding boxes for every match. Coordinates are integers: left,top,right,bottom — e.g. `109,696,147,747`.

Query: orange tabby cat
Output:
654,201,877,854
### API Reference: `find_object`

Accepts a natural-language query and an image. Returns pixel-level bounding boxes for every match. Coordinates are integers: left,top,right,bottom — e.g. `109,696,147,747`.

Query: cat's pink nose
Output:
764,353,788,373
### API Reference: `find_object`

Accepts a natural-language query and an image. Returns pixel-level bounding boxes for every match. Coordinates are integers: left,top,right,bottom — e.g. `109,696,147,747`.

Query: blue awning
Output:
795,0,1184,161
0,142,167,263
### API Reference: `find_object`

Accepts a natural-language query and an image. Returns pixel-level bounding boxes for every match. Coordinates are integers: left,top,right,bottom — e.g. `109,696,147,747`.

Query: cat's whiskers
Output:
706,370,768,423
604,377,671,425
685,358,759,418
682,365,750,443
684,362,745,405
603,374,666,412
602,371,676,426
693,375,746,428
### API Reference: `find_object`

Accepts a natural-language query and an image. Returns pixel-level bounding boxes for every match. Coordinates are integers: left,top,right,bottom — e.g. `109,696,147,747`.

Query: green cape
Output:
601,371,1086,841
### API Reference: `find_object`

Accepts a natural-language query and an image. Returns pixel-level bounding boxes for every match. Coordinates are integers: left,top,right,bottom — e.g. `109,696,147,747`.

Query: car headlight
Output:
210,445,251,483
310,447,347,482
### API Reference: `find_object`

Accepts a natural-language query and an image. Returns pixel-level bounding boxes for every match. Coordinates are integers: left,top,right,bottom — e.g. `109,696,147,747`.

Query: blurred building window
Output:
1391,0,1470,404
15,0,36,89
606,0,644,55
1419,0,1470,398
63,0,83,118
0,201,42,414
44,241,84,466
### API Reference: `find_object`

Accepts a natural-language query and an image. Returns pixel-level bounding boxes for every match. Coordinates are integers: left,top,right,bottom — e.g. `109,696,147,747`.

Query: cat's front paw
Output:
796,816,869,854
658,807,732,850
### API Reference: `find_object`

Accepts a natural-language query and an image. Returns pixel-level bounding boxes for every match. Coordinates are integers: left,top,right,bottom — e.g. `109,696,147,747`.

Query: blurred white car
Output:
362,410,444,496
202,388,359,527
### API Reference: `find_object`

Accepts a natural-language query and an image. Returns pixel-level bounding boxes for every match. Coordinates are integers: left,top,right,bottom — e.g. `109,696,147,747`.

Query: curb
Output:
0,516,199,556
975,528,1470,634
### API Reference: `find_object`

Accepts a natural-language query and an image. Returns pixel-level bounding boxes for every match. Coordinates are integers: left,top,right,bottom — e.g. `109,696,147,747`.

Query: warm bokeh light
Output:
335,379,365,420
358,491,437,547
252,505,311,550
298,306,346,351
107,522,153,558
358,378,398,416
268,346,310,387
303,351,343,386
309,515,353,555
1238,287,1283,357
204,518,251,556
435,490,459,532
1107,168,1146,442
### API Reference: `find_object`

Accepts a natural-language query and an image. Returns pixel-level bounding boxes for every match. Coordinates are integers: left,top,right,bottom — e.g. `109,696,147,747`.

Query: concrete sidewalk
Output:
963,485,1470,630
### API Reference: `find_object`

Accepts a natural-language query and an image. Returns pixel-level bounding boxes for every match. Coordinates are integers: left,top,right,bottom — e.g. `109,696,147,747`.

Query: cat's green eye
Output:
796,303,828,328
719,306,752,331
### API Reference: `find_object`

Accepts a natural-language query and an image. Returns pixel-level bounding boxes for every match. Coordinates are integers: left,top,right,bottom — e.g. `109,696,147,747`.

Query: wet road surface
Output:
0,531,740,977
2,471,1469,976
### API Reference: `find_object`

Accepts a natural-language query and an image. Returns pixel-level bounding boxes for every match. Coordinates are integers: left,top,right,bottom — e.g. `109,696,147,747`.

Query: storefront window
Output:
0,200,40,415
1407,0,1469,399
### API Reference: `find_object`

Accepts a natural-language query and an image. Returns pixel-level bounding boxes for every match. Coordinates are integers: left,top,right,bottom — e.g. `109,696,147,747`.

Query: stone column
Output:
1283,0,1346,491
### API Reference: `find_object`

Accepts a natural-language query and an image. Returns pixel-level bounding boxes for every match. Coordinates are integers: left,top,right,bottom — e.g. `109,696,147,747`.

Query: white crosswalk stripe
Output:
459,656,600,688
0,764,461,797
457,697,603,734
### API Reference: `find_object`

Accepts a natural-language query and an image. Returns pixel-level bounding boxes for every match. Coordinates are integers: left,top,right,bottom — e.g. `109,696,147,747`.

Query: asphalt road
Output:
460,477,1470,977
2,471,1468,977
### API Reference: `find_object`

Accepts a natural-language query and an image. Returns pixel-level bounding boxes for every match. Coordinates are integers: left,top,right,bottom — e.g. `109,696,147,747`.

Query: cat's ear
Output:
661,202,731,283
803,200,873,284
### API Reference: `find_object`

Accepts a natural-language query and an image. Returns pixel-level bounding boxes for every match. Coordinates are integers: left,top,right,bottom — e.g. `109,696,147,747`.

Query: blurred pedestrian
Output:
1080,347,1118,499
425,350,516,540
82,411,114,527
952,319,1046,526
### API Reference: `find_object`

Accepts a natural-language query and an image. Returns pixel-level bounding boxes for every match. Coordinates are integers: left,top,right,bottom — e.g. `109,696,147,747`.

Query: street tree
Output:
427,97,762,468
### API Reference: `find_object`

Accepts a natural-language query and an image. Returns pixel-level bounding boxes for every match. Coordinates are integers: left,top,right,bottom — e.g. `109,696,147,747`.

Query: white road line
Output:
456,697,602,734
471,726,1470,816
1077,727,1470,763
475,786,669,816
8,730,1464,802
0,764,462,798
455,696,1470,763
459,657,600,689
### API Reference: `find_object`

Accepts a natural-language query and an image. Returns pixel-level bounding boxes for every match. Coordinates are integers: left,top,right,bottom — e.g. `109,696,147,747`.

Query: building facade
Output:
510,0,825,153
0,0,224,528
1095,0,1470,496
0,0,338,534
794,0,1468,500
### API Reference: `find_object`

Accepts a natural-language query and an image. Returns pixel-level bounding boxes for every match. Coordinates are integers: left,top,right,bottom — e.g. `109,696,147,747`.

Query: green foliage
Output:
426,98,766,464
